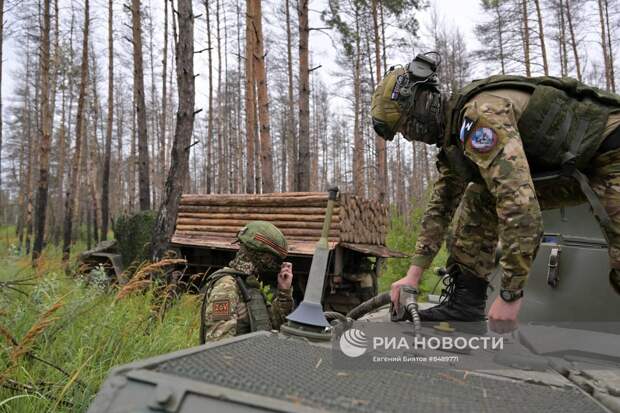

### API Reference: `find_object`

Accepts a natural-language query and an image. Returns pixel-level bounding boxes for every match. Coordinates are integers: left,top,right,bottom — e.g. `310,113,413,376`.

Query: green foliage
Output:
0,228,200,412
112,210,156,267
379,206,448,300
259,281,274,304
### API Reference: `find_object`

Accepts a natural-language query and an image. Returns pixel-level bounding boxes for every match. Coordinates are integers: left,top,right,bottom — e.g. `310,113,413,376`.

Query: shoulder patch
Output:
459,116,475,142
469,127,498,153
212,299,231,320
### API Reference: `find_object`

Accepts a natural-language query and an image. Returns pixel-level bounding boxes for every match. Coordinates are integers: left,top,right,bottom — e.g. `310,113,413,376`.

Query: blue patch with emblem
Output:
469,127,498,153
459,117,475,142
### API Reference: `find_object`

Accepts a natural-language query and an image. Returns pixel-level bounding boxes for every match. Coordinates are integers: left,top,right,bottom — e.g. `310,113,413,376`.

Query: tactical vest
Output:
443,75,620,175
441,75,620,237
200,268,272,340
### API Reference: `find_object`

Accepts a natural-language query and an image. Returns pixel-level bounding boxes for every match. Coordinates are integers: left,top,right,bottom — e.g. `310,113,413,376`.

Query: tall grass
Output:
0,206,448,412
380,207,448,298
0,231,200,412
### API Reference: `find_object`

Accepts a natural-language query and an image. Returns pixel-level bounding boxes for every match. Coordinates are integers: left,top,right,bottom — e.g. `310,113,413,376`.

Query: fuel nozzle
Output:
390,285,422,337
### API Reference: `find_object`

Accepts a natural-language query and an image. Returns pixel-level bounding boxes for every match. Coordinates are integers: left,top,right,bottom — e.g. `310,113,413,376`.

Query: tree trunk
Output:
205,0,213,193
495,3,506,74
101,0,113,241
151,0,195,260
222,6,231,194
235,0,243,193
33,0,52,261
55,74,67,243
16,139,25,252
251,0,274,193
604,0,615,92
533,0,548,75
521,0,531,76
352,5,364,196
88,49,102,244
559,0,568,77
131,0,151,210
280,108,287,192
0,0,3,224
63,0,89,262
297,0,310,191
129,100,137,210
216,0,225,193
566,0,582,81
372,0,386,203
114,80,125,213
598,0,616,92
160,0,168,193
285,0,296,192
146,6,158,205
46,0,60,237
379,0,387,73
245,0,256,193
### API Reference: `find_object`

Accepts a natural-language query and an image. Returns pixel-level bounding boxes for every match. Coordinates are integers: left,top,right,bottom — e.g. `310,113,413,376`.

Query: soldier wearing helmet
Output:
372,53,620,331
200,221,294,343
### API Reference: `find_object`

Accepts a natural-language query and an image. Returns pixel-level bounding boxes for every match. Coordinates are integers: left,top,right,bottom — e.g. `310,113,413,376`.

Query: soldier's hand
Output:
488,296,522,333
390,265,423,306
278,262,293,290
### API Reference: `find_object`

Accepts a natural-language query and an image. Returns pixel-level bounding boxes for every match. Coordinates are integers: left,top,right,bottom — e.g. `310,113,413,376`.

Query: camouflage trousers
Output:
449,147,620,293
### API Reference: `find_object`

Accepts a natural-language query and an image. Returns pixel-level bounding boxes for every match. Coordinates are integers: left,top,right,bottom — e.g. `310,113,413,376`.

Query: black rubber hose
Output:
324,311,348,323
346,292,391,320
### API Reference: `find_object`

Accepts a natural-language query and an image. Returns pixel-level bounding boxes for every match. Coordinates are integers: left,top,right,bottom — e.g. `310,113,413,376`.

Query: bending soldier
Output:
371,53,620,331
200,221,294,343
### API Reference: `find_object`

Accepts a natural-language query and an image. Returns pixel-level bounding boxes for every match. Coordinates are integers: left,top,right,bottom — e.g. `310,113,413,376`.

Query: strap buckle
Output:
547,247,561,289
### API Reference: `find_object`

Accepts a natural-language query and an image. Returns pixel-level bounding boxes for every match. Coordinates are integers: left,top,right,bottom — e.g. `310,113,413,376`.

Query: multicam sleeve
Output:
460,95,544,291
203,276,241,342
269,288,294,330
412,154,467,268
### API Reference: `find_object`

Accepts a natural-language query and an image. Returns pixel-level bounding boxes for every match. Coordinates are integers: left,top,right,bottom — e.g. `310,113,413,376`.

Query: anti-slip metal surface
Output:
152,334,606,413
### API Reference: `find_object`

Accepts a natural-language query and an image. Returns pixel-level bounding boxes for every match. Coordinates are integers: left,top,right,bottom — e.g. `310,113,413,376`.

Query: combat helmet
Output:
236,221,288,259
371,52,443,145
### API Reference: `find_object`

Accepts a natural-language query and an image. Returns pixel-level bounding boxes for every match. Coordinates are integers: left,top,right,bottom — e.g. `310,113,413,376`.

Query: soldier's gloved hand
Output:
277,262,293,290
390,265,423,306
488,296,522,333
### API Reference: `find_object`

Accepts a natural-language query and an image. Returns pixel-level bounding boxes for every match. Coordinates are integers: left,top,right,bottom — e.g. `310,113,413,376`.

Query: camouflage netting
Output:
113,210,156,267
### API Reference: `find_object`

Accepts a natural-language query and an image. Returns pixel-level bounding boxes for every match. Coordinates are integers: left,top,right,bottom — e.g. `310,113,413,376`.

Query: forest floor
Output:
0,219,446,412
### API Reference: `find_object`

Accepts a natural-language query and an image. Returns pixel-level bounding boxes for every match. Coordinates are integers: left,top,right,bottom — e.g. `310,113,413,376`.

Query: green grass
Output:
0,208,448,412
379,208,448,299
0,230,200,412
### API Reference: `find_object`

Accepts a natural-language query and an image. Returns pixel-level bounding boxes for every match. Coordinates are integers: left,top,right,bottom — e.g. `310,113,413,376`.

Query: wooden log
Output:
174,230,338,243
176,218,342,231
175,225,340,238
183,191,330,198
177,212,340,222
181,194,330,206
175,230,238,239
178,205,341,215
175,191,390,246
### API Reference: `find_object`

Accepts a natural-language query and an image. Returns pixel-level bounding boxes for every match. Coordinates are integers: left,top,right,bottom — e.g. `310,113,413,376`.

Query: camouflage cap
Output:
371,66,407,141
237,221,288,259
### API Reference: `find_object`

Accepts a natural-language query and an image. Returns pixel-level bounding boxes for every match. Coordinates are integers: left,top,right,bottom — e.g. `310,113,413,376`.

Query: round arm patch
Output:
469,127,498,153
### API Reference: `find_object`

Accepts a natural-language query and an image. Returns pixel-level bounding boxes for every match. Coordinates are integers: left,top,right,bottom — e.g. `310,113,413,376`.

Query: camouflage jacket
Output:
202,263,293,343
412,87,620,291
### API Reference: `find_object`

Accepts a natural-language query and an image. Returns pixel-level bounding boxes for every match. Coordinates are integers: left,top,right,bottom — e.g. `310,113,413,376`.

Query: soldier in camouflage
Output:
200,221,294,343
371,53,620,331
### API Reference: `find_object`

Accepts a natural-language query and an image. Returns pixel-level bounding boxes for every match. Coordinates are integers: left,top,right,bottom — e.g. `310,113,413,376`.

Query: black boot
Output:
419,268,488,322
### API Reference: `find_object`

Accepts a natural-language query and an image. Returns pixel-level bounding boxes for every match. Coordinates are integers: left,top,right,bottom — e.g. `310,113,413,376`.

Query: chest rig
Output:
199,268,272,344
